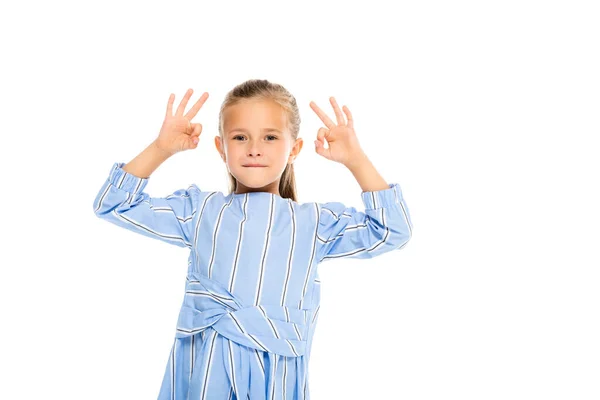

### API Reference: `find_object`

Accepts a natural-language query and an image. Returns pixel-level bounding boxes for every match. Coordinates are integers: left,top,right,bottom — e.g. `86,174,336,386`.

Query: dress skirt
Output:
158,328,310,400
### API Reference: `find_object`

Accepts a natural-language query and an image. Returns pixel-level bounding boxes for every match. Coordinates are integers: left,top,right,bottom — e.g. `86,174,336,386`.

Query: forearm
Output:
122,140,172,179
345,152,390,193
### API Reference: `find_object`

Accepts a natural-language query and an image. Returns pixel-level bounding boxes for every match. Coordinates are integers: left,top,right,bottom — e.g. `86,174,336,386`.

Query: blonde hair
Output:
217,79,301,202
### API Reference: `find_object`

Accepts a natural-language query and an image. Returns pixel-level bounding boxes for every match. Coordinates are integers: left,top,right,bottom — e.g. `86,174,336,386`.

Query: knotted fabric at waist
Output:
175,272,311,357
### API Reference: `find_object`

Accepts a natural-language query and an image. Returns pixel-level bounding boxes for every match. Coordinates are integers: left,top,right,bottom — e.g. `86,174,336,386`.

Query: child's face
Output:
215,98,303,195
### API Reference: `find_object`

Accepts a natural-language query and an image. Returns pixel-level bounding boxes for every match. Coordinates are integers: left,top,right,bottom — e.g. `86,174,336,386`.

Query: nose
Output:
247,140,262,157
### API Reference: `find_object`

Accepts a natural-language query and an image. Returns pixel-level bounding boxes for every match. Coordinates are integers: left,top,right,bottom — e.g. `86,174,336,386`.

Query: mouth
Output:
243,164,267,167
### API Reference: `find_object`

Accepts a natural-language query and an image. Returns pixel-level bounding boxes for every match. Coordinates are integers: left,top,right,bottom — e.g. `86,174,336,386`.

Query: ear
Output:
288,138,304,164
214,136,226,162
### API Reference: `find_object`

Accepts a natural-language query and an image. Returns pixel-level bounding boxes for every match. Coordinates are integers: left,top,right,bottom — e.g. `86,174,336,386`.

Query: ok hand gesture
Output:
309,97,365,167
155,89,209,156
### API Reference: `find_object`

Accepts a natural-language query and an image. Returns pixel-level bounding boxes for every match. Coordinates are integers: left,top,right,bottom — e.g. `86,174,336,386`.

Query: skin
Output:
125,88,387,195
214,98,304,196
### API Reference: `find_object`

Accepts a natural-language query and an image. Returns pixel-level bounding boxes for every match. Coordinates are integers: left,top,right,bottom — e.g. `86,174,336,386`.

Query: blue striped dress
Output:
93,162,413,399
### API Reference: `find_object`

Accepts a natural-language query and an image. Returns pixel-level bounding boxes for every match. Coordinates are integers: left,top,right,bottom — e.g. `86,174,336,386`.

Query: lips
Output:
243,164,267,167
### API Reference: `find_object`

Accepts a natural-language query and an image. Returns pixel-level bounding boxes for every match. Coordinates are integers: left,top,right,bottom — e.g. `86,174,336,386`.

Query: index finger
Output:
309,101,336,129
184,92,210,121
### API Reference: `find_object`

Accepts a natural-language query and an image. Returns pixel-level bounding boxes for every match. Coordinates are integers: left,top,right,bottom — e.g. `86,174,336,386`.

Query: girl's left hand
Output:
309,97,365,167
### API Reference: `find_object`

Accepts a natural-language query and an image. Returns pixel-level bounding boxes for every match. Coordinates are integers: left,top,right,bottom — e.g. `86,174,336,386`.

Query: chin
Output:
242,176,278,188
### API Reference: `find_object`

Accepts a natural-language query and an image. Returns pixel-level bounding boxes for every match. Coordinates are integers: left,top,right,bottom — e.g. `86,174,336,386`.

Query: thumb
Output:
191,123,202,142
314,139,330,160
184,124,200,150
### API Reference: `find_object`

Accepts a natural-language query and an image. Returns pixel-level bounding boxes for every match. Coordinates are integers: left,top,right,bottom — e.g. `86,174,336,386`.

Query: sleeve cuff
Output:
360,183,404,209
107,162,150,194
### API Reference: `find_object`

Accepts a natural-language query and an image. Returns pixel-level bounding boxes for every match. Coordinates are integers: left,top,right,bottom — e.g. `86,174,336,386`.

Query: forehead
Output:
223,99,287,132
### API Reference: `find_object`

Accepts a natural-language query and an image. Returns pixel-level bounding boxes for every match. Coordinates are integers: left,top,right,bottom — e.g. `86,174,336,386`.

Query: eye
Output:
232,135,278,141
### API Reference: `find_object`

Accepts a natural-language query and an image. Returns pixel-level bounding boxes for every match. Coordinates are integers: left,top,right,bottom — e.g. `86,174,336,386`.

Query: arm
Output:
92,143,202,249
345,151,390,193
121,140,173,179
316,152,413,262
308,97,412,261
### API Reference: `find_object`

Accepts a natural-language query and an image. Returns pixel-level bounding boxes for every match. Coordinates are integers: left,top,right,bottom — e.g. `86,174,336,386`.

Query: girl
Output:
93,79,413,399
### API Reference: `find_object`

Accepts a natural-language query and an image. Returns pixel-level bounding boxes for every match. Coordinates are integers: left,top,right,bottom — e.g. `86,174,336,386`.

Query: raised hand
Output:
309,97,365,167
155,89,209,156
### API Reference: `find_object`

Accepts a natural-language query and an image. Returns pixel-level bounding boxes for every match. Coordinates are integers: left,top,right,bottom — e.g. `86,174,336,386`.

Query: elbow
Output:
93,198,113,218
93,205,107,219
397,233,411,249
390,225,412,250
92,200,102,217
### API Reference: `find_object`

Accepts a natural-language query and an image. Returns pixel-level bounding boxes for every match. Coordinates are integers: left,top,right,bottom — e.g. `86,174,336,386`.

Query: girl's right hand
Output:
155,89,209,156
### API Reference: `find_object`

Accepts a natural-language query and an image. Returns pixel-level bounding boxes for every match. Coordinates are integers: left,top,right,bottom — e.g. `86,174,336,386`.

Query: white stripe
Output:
192,192,218,263
208,198,232,278
227,340,239,396
170,338,175,400
254,195,275,305
321,228,391,259
283,355,287,399
228,193,249,293
280,199,296,306
200,331,218,400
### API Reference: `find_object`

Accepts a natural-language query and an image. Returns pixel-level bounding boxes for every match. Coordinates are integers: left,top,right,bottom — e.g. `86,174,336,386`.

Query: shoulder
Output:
287,199,349,224
179,185,231,209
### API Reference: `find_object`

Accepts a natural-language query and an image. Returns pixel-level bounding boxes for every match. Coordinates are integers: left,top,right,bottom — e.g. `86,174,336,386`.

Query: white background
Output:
1,0,599,399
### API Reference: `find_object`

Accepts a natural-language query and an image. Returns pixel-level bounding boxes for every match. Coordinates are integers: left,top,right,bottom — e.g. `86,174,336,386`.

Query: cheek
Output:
226,145,239,155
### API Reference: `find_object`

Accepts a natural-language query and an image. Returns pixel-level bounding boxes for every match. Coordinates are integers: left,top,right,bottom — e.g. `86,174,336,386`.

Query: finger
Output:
316,127,329,144
329,97,345,126
175,88,194,117
314,137,331,160
342,105,353,129
193,125,203,144
185,92,209,121
185,137,196,151
186,127,200,149
188,123,197,139
166,93,175,118
191,123,202,139
309,101,336,129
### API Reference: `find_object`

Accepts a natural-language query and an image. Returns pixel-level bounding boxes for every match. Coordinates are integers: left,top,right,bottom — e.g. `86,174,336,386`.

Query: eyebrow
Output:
228,128,282,135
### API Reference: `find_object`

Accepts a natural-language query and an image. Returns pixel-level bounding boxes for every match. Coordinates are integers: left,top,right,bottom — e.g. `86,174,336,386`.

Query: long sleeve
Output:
92,162,200,249
316,183,413,262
